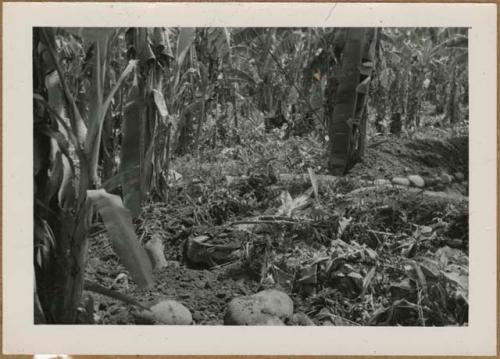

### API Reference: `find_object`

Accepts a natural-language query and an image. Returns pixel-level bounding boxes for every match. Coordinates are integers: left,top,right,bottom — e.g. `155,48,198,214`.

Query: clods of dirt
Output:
350,135,468,180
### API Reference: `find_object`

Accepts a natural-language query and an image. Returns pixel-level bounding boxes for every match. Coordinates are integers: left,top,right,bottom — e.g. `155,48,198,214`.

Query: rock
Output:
392,177,410,186
224,289,293,325
374,179,391,186
440,173,454,184
407,175,425,188
454,172,465,181
289,312,316,326
136,300,192,325
144,235,168,270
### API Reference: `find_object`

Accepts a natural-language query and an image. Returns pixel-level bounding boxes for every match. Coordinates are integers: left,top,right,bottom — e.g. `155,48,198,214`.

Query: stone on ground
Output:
224,289,293,325
440,173,454,184
136,300,193,325
392,177,411,186
407,175,425,188
454,172,465,181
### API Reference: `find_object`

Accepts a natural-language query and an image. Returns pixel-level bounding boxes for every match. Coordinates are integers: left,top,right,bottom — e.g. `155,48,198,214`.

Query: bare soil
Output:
85,132,469,326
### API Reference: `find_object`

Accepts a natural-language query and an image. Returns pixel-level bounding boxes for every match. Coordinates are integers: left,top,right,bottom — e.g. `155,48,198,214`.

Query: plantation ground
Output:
85,128,468,326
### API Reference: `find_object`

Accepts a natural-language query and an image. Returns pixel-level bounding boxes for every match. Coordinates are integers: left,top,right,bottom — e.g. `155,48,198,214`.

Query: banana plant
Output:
34,28,153,324
377,28,468,131
327,28,377,175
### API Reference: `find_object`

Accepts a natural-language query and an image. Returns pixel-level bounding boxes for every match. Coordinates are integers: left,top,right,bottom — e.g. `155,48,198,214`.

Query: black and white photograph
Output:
33,25,470,327
3,2,496,356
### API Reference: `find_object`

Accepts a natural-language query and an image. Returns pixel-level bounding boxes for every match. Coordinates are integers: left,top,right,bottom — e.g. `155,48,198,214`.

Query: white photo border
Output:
3,2,497,355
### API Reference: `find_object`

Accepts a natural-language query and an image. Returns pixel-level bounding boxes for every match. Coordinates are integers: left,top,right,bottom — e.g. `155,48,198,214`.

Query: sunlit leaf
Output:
152,89,169,118
87,189,153,289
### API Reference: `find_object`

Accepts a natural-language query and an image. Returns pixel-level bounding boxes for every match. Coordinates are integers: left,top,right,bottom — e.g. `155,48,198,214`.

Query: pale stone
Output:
392,177,410,186
148,300,193,325
440,173,454,184
407,175,425,188
454,172,465,181
224,289,293,325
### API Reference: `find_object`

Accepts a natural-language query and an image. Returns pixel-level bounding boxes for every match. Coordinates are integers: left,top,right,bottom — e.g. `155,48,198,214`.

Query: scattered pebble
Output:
440,173,454,184
135,300,193,325
224,289,293,325
454,172,465,181
407,175,425,188
392,177,410,186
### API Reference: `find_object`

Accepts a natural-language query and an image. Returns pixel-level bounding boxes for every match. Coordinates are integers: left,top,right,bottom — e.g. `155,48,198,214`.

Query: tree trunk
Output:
327,28,375,175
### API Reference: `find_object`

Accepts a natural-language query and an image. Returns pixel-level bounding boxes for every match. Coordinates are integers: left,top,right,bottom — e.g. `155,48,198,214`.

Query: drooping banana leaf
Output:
87,189,153,289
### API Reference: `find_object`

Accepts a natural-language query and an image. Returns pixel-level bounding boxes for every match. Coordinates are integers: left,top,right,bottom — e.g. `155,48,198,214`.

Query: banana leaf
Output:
87,189,153,289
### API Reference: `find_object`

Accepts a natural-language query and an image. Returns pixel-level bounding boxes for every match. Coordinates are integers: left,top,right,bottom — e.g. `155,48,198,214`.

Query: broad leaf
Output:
87,189,153,289
176,28,196,67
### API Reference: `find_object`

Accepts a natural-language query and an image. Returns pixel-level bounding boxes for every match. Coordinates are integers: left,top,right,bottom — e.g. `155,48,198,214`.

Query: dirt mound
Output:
350,135,468,180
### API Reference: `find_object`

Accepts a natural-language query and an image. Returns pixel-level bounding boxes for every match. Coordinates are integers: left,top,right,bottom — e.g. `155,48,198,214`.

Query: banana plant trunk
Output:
327,28,376,175
34,28,92,323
